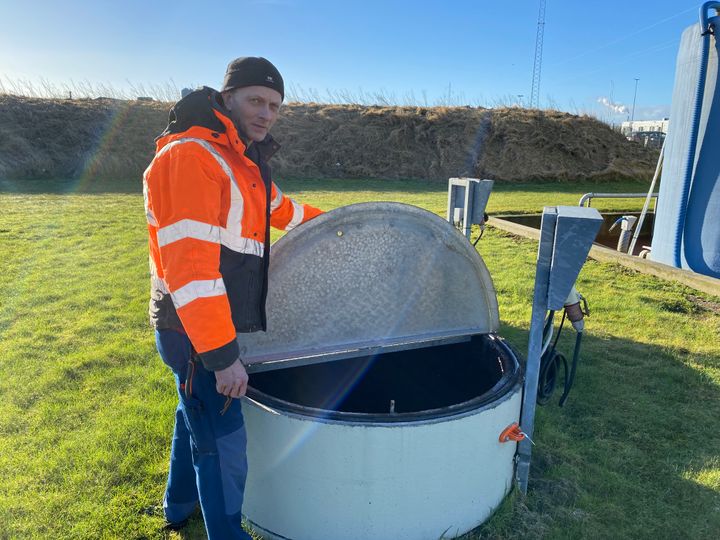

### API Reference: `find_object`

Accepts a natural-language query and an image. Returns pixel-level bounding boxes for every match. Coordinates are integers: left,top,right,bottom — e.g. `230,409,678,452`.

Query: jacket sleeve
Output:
147,143,239,371
268,181,323,230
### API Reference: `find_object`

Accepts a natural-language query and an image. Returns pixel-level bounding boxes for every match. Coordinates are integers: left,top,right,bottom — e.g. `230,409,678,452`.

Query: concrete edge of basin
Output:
487,217,720,298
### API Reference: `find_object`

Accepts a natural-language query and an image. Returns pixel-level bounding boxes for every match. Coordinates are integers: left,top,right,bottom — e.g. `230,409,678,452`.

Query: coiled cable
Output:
536,310,583,407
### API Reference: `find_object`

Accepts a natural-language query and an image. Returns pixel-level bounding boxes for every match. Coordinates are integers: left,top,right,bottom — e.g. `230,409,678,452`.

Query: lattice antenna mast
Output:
530,0,547,109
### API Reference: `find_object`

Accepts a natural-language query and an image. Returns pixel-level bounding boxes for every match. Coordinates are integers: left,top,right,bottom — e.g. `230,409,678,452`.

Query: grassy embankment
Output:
0,178,718,539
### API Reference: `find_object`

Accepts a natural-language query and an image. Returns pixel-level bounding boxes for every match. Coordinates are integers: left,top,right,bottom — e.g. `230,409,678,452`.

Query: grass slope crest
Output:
0,95,658,183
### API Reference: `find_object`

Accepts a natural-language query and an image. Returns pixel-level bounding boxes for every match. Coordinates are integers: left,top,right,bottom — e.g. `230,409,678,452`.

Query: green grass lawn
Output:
0,178,718,539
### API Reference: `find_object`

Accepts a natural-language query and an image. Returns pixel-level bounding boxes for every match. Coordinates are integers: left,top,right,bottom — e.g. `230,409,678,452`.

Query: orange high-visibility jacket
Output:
144,87,322,371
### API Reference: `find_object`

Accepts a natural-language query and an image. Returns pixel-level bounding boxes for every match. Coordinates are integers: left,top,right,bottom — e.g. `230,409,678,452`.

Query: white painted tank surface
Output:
238,203,524,540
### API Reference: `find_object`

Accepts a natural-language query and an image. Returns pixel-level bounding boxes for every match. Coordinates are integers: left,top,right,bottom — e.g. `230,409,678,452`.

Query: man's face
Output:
222,86,282,142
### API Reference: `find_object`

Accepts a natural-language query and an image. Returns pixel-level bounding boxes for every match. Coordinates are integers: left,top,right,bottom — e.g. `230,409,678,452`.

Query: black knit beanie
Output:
221,57,284,101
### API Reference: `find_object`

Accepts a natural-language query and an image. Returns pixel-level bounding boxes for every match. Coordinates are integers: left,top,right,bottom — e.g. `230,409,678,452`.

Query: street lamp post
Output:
630,77,640,132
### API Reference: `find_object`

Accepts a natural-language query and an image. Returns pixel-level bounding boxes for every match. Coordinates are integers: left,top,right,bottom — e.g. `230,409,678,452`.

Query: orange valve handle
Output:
499,422,526,443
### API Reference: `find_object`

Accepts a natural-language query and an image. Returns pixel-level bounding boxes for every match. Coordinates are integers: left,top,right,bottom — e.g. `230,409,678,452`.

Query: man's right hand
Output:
215,359,249,398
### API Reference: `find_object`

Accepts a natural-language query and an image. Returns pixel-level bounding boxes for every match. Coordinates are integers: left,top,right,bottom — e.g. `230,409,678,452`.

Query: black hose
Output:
552,310,566,350
537,348,563,405
559,331,583,407
537,310,562,405
537,311,577,406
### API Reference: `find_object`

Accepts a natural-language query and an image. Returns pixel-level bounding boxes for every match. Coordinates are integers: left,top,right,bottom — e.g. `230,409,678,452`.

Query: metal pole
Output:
630,77,639,131
530,0,547,109
517,209,556,494
628,139,665,255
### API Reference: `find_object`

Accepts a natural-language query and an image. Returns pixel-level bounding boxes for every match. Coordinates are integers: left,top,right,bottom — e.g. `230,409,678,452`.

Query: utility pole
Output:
530,0,547,109
630,77,640,131
517,94,524,107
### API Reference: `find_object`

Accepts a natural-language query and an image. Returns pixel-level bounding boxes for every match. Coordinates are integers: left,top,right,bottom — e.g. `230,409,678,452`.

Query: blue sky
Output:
0,0,708,122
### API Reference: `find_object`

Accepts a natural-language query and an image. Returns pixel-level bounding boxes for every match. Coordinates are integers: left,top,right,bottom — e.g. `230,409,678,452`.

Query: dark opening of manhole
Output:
247,334,521,422
497,211,655,256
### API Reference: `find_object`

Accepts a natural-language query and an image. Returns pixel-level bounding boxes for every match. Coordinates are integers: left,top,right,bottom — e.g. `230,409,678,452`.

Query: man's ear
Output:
221,90,233,110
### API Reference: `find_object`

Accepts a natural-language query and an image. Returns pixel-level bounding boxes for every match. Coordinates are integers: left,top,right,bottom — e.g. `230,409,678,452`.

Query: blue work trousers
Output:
155,329,251,540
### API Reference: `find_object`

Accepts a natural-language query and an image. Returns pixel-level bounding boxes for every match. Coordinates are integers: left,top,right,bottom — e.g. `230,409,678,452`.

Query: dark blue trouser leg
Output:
181,357,250,540
156,329,251,540
163,404,200,523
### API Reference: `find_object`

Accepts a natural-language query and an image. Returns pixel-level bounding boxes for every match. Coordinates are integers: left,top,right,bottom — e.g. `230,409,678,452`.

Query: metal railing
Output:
578,192,659,208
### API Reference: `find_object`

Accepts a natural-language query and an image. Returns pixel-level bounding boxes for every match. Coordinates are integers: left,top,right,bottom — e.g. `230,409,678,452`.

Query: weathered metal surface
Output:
238,202,500,368
517,205,602,494
516,207,556,495
447,178,494,238
547,206,603,310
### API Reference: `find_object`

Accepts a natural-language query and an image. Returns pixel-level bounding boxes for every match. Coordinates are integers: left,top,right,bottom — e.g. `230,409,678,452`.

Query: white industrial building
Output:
620,118,669,148
620,118,670,136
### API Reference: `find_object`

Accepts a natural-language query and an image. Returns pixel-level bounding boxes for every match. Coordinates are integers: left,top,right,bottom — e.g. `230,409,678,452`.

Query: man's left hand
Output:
215,359,249,398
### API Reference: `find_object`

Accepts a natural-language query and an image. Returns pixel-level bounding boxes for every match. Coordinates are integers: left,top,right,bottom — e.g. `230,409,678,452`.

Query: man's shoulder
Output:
159,87,227,140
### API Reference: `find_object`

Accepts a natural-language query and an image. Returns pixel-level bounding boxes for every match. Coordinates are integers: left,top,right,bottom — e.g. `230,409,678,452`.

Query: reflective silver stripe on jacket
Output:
270,184,284,211
218,233,264,256
286,201,305,230
142,166,158,226
157,219,221,247
149,256,169,294
171,279,227,309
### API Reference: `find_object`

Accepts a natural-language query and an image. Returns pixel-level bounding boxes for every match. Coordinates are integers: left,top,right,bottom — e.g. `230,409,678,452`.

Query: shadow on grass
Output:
0,177,143,194
281,177,447,193
0,176,651,197
467,326,720,540
0,176,448,195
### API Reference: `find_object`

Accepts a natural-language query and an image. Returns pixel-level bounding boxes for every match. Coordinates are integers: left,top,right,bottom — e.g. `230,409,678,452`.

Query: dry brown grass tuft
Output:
0,95,658,183
0,95,168,180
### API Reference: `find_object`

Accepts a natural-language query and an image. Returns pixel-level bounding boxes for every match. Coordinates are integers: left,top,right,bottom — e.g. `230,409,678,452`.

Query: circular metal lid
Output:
239,202,499,369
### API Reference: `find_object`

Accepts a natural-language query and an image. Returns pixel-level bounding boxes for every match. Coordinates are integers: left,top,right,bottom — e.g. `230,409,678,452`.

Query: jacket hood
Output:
156,86,280,160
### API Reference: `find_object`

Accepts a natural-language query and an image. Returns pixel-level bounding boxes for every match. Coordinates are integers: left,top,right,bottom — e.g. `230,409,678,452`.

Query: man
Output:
143,57,322,539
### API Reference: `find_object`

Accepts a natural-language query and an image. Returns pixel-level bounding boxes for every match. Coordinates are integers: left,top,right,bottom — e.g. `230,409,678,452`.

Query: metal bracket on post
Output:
447,178,494,239
517,206,602,495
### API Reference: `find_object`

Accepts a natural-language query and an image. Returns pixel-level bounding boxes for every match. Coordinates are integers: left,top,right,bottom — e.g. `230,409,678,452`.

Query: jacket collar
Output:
156,86,281,161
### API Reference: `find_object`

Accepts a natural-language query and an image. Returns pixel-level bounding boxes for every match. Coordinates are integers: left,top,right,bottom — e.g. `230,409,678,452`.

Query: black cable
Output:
472,216,489,247
537,348,563,405
537,310,571,406
472,227,485,246
559,332,583,407
536,311,559,405
552,310,567,350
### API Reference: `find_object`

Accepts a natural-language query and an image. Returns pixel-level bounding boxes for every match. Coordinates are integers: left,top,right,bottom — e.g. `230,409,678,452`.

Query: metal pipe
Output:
629,139,665,255
578,192,658,207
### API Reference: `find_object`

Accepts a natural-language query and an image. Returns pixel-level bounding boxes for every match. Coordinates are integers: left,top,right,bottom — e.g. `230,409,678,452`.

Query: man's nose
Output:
258,104,271,120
